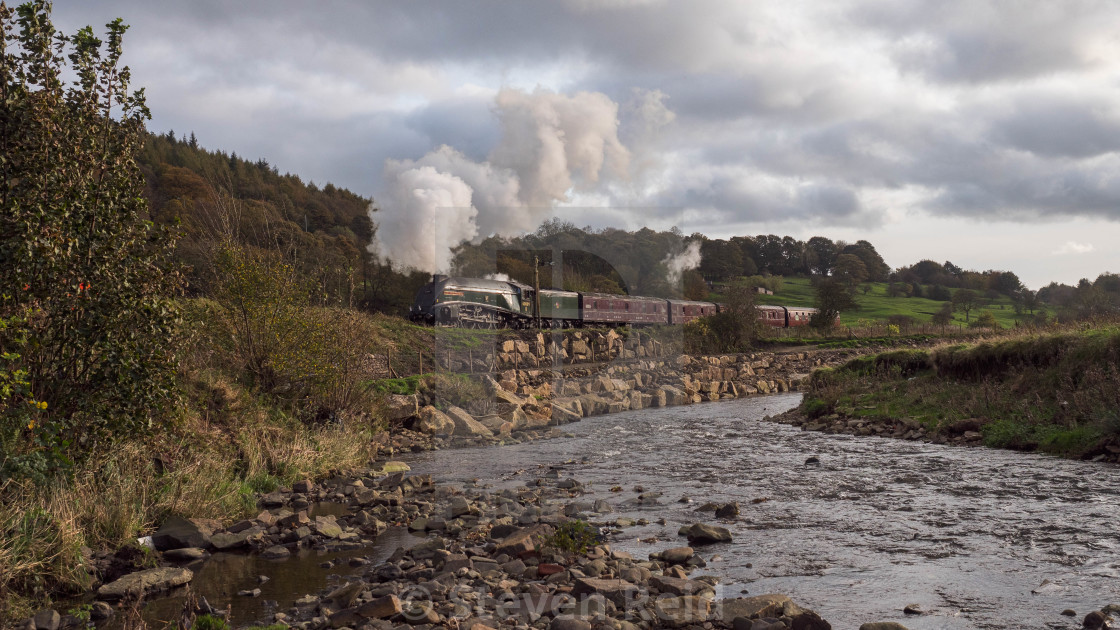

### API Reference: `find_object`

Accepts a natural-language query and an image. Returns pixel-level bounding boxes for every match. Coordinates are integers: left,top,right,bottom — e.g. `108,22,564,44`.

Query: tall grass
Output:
0,374,376,621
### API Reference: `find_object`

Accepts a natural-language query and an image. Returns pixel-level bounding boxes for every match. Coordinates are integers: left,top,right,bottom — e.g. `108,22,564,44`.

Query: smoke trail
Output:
662,240,702,285
372,87,673,272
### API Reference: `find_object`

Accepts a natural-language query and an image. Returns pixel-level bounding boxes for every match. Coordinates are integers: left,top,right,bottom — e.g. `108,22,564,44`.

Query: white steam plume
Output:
662,241,702,285
373,87,673,273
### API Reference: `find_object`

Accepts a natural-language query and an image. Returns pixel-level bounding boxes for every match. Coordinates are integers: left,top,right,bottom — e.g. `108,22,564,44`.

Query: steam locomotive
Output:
409,275,826,329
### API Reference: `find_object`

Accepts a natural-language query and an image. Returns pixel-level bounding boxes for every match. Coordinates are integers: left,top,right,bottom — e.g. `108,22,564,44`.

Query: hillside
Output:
137,132,429,313
714,277,1043,329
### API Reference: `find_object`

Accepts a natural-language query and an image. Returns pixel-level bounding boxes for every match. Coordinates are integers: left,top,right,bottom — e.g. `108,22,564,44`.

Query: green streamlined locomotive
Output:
409,274,830,328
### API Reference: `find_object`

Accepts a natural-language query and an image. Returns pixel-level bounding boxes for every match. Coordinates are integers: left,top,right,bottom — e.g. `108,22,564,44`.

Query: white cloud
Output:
1052,241,1095,255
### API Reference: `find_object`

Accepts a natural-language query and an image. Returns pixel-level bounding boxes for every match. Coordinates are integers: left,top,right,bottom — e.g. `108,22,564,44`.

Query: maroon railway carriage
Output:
756,304,787,327
579,293,670,325
785,306,817,327
667,299,719,325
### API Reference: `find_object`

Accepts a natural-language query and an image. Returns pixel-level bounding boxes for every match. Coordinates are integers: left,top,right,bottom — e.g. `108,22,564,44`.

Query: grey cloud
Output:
47,0,1120,233
850,0,1110,83
991,96,1120,159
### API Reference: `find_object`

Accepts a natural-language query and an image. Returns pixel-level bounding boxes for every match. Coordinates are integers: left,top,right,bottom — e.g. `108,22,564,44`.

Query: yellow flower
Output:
38,401,48,410
27,420,35,430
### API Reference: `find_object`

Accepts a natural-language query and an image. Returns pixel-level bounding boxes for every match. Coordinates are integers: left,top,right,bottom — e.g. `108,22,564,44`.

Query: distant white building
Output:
756,287,773,295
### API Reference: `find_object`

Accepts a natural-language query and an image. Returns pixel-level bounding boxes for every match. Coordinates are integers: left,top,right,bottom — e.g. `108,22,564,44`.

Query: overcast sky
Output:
51,0,1120,288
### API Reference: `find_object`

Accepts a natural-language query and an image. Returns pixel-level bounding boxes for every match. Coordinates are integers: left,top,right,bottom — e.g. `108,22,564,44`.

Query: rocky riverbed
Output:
31,463,917,630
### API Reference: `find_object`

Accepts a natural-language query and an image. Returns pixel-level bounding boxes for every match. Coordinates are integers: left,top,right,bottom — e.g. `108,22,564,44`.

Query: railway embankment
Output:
374,339,865,455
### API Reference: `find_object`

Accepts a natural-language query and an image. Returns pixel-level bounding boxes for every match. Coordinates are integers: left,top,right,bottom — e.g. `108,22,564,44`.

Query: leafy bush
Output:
801,396,833,419
545,520,601,554
193,244,384,425
1,1,182,477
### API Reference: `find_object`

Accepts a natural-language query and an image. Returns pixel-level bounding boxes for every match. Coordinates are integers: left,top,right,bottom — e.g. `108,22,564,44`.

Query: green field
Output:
738,278,1044,328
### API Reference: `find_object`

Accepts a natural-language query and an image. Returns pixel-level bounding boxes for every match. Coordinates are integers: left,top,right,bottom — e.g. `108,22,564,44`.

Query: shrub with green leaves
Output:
194,243,385,425
544,520,601,554
1,2,182,478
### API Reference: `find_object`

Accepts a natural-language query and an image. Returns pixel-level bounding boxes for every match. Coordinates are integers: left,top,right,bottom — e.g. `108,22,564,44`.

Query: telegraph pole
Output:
534,254,541,329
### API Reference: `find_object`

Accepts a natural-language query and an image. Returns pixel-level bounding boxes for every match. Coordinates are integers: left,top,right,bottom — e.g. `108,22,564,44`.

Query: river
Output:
404,393,1120,630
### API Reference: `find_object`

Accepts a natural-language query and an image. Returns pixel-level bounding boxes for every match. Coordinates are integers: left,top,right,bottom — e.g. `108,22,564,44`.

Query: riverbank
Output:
788,328,1120,463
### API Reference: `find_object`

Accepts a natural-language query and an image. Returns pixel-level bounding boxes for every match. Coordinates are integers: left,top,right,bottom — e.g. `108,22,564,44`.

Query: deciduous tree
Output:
952,289,979,323
0,1,181,475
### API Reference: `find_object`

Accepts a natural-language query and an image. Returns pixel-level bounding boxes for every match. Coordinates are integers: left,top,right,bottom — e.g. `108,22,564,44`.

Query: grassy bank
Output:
0,368,380,622
800,326,1120,458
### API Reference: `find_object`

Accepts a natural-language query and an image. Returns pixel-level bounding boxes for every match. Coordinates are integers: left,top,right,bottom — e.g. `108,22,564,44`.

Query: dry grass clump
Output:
0,373,377,622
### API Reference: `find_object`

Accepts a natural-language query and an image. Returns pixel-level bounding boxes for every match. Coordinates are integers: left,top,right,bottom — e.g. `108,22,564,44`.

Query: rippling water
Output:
406,393,1120,630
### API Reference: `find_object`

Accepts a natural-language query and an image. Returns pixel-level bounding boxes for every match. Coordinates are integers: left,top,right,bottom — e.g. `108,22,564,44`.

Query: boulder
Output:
660,546,694,565
494,389,527,407
312,516,343,538
791,610,831,630
715,502,740,518
495,524,551,558
384,394,418,420
151,516,212,551
31,610,60,630
358,594,403,619
261,545,291,559
210,527,263,550
577,394,612,417
683,523,732,545
654,595,711,627
650,575,703,596
720,595,792,622
551,616,593,630
445,406,494,437
475,414,510,435
97,567,193,600
571,577,640,606
550,401,583,425
416,405,455,435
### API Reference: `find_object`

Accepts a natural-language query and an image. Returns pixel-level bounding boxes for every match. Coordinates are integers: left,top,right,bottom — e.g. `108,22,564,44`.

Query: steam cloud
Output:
372,87,672,272
662,241,702,285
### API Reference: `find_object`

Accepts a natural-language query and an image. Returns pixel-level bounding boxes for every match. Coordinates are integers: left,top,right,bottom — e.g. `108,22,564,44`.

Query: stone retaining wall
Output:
385,348,858,441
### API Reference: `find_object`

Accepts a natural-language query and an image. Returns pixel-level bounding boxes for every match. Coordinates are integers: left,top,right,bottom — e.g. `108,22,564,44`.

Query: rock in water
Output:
715,502,740,518
1083,611,1105,629
97,567,193,600
684,522,733,545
